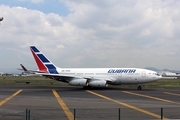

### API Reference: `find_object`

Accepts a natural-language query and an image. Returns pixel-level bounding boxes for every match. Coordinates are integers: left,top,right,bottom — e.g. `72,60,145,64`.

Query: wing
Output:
39,73,113,87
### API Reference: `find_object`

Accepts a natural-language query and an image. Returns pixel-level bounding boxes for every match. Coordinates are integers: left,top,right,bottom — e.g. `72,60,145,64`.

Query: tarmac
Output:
0,86,179,120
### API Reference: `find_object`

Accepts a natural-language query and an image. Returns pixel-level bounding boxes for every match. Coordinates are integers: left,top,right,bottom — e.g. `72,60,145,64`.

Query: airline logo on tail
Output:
30,46,58,74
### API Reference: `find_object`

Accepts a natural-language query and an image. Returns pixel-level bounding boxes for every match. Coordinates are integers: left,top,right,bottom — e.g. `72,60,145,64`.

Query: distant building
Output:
0,72,3,76
158,71,177,79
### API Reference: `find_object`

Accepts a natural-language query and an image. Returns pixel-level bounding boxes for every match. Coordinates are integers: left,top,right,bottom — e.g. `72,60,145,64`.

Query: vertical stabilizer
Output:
30,46,58,74
20,64,28,71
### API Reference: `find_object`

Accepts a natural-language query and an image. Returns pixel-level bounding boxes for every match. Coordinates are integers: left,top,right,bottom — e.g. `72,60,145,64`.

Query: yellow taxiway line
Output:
52,89,74,120
87,90,168,120
123,91,180,105
0,89,22,106
164,92,180,97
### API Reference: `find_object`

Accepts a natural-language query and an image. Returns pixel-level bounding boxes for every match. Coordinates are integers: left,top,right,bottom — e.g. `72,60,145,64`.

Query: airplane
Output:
18,64,31,74
30,46,162,90
18,64,47,74
0,17,3,24
0,17,3,21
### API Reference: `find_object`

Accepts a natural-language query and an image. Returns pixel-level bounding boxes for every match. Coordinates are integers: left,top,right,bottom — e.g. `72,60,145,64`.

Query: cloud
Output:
18,0,44,4
31,0,44,3
0,0,180,73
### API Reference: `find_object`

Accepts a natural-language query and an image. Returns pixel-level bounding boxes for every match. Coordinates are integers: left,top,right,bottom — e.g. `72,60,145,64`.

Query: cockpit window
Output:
157,73,160,76
155,73,160,76
153,73,160,76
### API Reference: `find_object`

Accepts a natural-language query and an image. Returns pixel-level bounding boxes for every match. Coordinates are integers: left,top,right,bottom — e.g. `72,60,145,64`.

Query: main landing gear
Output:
137,85,142,90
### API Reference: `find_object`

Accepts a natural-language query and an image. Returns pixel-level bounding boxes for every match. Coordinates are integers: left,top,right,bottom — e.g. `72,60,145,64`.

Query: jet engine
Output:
88,80,108,87
69,79,88,86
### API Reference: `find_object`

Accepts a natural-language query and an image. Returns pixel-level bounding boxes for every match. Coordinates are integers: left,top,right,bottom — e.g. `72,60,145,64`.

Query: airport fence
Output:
1,107,179,120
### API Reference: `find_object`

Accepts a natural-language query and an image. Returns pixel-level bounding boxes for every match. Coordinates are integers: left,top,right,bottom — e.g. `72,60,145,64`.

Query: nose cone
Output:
157,75,162,79
154,72,162,80
151,71,162,80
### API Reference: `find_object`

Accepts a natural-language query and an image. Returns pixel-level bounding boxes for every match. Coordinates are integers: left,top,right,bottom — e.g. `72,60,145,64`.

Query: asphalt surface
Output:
0,86,179,120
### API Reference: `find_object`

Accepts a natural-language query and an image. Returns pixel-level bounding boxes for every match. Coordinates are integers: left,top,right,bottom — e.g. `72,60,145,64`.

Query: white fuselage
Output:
55,67,161,85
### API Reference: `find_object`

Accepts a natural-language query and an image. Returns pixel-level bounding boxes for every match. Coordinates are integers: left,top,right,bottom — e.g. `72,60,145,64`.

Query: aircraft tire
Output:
137,85,142,90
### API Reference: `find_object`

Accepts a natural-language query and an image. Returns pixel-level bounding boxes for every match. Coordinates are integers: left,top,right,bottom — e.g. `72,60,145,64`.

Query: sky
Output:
0,0,180,73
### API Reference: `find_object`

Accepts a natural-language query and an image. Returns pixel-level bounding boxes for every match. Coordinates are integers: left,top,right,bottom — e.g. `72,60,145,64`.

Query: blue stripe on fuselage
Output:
45,64,58,74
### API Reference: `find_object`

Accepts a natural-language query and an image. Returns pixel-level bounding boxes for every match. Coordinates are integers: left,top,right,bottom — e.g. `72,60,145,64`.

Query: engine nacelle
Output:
69,79,88,86
88,80,108,87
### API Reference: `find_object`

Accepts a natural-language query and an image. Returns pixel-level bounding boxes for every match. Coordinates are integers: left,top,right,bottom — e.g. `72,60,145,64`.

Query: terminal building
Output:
158,71,177,79
0,72,3,76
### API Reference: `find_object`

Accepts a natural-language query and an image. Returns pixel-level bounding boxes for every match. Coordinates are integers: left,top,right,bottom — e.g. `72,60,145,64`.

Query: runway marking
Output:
164,92,180,96
123,91,180,105
86,90,168,120
52,90,74,120
0,89,22,106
